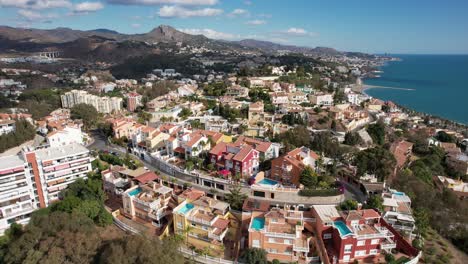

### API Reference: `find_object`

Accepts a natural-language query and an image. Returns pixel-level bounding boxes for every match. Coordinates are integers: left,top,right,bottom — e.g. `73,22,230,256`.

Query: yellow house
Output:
173,196,238,256
145,132,170,151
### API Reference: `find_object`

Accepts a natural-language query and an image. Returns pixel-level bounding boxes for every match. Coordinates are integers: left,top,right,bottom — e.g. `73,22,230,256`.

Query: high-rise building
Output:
0,143,92,234
60,90,122,114
126,92,142,112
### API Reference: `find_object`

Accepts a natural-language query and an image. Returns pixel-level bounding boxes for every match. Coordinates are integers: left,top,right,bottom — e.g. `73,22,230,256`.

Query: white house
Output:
46,126,85,148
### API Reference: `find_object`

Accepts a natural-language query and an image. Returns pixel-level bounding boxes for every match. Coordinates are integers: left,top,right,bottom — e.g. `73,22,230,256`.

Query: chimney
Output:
357,203,363,211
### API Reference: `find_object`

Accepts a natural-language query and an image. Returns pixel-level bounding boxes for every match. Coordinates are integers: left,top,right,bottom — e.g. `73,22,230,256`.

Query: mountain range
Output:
0,25,349,56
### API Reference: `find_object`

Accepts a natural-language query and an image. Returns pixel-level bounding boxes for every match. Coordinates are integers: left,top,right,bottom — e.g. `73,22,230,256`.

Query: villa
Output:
173,196,237,256
247,208,319,263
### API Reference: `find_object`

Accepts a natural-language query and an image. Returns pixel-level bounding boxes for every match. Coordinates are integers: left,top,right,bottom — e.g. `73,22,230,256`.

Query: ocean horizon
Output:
364,54,468,124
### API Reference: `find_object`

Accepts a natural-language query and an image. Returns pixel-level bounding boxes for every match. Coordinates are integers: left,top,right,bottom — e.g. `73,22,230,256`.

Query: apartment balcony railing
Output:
187,215,216,226
293,245,310,253
380,238,397,250
208,227,228,241
263,230,297,239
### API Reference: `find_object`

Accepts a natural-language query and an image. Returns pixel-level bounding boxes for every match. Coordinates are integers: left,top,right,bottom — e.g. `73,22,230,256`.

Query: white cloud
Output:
17,9,57,20
106,0,217,6
283,27,318,37
179,28,241,40
229,8,247,16
246,19,266,25
158,5,222,18
0,0,71,10
73,2,104,12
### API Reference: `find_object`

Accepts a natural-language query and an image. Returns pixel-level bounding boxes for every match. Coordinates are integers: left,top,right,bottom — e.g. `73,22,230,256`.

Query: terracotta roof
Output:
233,146,254,161
186,134,203,148
179,188,205,201
209,142,227,155
212,218,229,229
242,198,270,212
134,171,159,184
235,136,271,153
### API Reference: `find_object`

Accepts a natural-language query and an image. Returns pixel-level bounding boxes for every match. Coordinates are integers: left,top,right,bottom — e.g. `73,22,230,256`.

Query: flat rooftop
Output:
34,143,89,161
0,155,24,170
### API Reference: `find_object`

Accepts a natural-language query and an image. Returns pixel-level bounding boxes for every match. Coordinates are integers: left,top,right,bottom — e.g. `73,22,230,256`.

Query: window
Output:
271,218,278,223
324,233,332,239
269,249,277,253
357,240,365,246
268,238,276,243
252,240,260,248
369,249,378,255
371,239,380,245
355,250,366,257
343,255,350,262
344,244,352,253
284,239,291,245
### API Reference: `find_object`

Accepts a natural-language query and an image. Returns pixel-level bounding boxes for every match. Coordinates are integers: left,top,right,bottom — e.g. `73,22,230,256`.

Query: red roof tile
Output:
134,172,159,184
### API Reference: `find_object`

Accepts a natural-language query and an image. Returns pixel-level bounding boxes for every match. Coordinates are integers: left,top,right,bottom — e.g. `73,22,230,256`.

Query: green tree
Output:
98,235,184,264
340,199,358,211
225,186,247,211
242,248,268,264
344,132,361,146
299,166,319,188
71,103,99,130
364,195,384,211
366,121,386,145
354,147,396,181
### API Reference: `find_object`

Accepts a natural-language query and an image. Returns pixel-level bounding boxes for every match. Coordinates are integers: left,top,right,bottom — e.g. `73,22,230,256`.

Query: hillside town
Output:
0,37,467,264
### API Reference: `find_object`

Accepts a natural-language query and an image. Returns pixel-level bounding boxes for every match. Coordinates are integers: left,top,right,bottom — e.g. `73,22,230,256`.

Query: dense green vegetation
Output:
98,152,142,170
17,88,64,119
366,121,386,145
0,119,36,153
241,248,268,264
354,147,396,181
71,103,99,130
110,53,203,79
224,186,247,211
0,94,17,109
203,82,227,96
281,113,306,126
343,131,362,146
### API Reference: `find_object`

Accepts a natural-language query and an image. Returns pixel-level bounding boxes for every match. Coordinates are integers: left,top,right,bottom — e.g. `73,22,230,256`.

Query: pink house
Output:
209,142,259,179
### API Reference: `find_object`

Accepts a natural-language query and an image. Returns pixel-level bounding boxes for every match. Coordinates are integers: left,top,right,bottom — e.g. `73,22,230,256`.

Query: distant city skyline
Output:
1,0,468,54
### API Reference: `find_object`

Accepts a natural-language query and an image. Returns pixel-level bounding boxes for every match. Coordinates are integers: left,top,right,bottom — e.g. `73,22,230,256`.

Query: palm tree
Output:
225,186,247,211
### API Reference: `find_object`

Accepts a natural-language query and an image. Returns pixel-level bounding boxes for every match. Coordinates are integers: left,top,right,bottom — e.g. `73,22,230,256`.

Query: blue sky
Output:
1,0,468,54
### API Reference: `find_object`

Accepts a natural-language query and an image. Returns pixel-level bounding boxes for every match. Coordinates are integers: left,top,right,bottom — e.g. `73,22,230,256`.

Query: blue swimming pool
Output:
128,187,142,196
334,221,353,237
258,178,278,186
177,203,194,215
251,218,265,231
393,191,405,196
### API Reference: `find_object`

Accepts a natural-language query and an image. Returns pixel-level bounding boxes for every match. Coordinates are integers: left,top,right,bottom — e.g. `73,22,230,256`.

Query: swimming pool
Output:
258,178,279,186
128,187,142,196
393,191,405,196
177,203,194,215
334,221,353,237
251,218,265,231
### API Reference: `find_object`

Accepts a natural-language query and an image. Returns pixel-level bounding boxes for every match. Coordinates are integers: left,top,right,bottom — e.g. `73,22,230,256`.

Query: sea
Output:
364,54,468,125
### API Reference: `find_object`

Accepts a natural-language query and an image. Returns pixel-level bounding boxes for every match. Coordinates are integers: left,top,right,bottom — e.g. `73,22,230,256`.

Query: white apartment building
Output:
309,93,334,106
0,155,36,235
0,143,92,234
61,90,122,114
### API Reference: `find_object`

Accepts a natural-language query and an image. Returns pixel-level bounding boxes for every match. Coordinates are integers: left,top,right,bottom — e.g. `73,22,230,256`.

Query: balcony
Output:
187,214,216,226
208,227,228,241
263,230,297,239
380,238,397,250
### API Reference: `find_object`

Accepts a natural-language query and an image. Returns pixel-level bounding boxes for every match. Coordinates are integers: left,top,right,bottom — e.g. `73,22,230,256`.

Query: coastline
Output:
351,84,415,95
